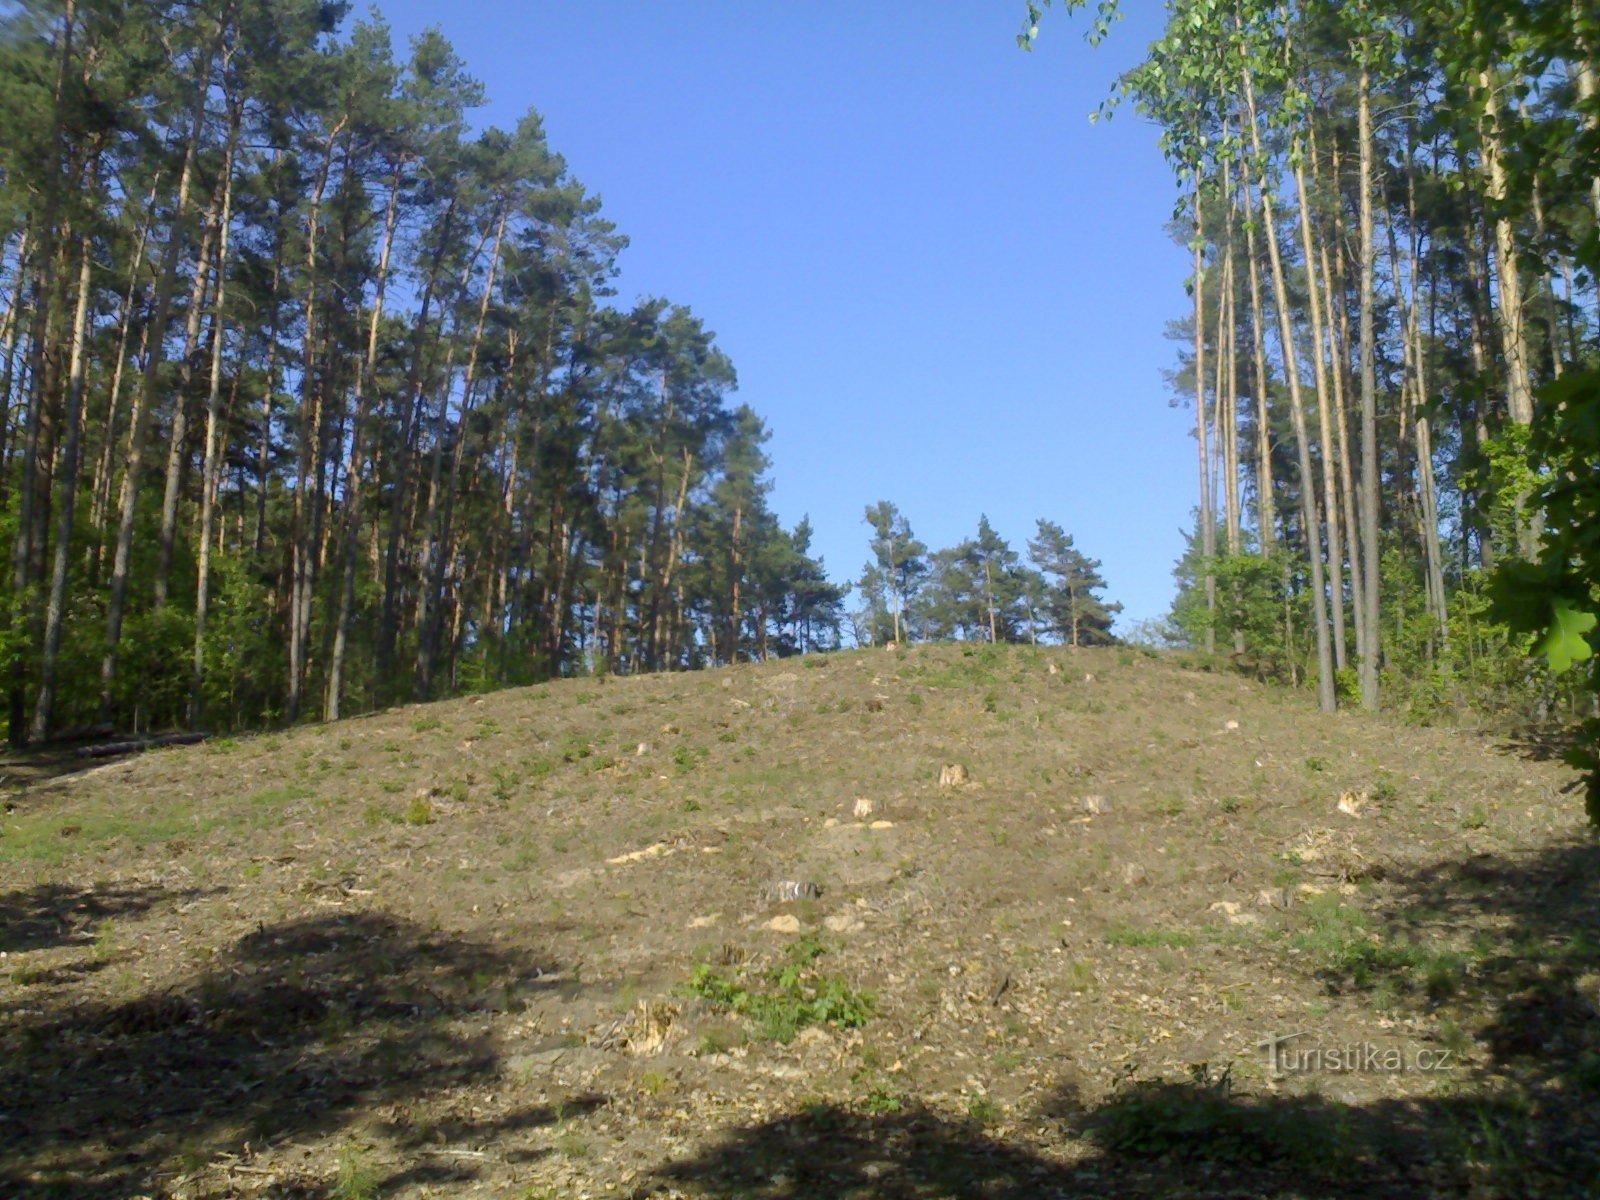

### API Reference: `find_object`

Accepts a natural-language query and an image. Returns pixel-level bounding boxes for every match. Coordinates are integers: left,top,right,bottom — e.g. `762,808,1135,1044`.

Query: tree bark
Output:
0,228,33,506
1192,185,1216,654
9,0,77,745
100,33,217,724
191,106,240,724
1241,185,1276,555
1476,69,1537,558
32,236,94,738
1317,134,1368,669
285,117,345,722
326,168,402,720
152,191,224,608
418,206,508,697
1355,63,1382,711
1575,8,1600,224
1243,67,1336,712
88,185,157,571
1293,152,1347,673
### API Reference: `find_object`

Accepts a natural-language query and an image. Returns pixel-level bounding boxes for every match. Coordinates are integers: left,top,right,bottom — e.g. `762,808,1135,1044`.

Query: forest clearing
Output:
2,644,1594,1198
3,0,1600,1197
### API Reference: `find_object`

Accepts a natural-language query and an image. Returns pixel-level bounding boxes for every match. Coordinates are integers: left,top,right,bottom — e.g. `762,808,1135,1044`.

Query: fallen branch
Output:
75,732,211,759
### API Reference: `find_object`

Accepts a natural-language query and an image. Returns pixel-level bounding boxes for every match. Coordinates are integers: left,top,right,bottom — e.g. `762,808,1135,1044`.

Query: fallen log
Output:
75,732,211,759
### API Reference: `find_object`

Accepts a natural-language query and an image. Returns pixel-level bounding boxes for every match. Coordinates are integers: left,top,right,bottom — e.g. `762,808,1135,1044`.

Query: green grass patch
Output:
1104,924,1195,949
245,783,313,809
916,653,1005,690
1085,1065,1356,1174
1291,894,1468,1000
1,807,207,863
686,938,873,1043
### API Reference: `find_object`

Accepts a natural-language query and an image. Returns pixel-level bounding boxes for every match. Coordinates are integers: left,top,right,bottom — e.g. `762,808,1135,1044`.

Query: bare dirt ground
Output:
1,644,1595,1199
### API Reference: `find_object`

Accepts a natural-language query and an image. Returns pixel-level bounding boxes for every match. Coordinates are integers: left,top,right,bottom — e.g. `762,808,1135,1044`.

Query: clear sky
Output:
375,0,1193,632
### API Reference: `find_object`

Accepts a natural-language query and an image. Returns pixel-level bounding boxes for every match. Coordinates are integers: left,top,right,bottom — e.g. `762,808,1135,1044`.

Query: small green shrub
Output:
1084,1065,1350,1171
671,744,708,773
861,1085,905,1115
686,940,873,1043
966,1097,1001,1126
331,1145,380,1200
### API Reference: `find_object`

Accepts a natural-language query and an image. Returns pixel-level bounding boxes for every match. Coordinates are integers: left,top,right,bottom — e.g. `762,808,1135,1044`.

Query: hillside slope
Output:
1,645,1594,1198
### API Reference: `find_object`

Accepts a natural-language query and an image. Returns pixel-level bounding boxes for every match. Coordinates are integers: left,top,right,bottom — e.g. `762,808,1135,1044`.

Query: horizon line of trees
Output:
0,0,849,742
850,502,1121,648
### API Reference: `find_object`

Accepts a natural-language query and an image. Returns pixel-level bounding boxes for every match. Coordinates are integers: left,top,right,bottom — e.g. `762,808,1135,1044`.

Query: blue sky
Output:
377,0,1193,632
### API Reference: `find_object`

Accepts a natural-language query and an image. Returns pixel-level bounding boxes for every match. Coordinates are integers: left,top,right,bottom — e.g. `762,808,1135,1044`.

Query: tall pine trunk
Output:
1192,185,1216,654
1355,63,1382,711
100,36,216,725
32,236,94,738
1476,68,1537,558
326,171,402,720
1293,151,1347,673
1244,67,1336,712
1241,188,1277,555
285,119,345,722
191,107,240,724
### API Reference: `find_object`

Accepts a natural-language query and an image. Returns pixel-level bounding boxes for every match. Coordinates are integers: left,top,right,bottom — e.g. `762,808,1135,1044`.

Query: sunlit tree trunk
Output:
101,36,216,725
326,169,402,720
1355,62,1381,711
192,107,240,724
419,206,508,698
1294,150,1347,672
1317,135,1367,669
152,191,224,609
1476,68,1537,558
32,236,94,738
286,118,345,722
88,185,157,575
1192,183,1216,654
1576,8,1600,224
9,1,77,744
1244,67,1335,711
1241,186,1276,555
1400,153,1449,645
0,228,31,502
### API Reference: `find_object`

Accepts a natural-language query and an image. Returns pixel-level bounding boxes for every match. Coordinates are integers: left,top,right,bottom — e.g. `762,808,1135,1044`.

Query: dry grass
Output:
0,643,1593,1198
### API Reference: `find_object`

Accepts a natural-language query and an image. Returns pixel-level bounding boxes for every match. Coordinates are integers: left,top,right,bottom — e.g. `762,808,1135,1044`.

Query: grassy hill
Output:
2,644,1595,1198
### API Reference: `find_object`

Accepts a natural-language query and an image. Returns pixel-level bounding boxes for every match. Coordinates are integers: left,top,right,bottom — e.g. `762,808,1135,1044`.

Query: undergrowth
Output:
686,937,873,1043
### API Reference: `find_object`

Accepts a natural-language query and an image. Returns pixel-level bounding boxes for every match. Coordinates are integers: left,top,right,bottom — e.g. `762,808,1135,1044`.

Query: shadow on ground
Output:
650,839,1600,1199
0,881,218,953
0,910,574,1198
1496,728,1584,765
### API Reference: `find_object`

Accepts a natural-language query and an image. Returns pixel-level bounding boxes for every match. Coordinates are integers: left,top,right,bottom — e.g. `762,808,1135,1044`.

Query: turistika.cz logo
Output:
1257,1031,1456,1075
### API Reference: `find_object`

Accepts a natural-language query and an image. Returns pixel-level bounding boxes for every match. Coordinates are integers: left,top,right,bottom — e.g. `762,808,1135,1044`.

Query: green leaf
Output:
1486,558,1566,634
1540,599,1597,674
